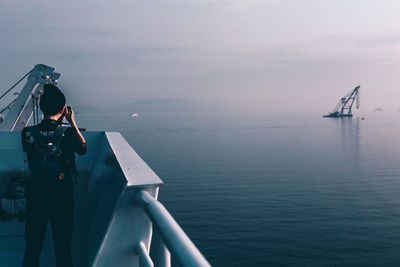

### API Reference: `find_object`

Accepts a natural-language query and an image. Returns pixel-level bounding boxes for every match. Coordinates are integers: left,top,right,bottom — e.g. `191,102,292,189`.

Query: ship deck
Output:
0,131,163,266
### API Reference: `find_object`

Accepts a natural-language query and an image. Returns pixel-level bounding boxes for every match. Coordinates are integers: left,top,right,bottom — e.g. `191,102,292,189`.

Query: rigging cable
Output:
0,70,32,100
0,99,16,115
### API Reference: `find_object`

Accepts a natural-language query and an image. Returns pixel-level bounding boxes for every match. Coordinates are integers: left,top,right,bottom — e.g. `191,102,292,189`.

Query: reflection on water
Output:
340,117,360,166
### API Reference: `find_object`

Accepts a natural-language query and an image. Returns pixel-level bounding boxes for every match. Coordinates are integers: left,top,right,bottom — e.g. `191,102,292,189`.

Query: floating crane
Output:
324,86,360,118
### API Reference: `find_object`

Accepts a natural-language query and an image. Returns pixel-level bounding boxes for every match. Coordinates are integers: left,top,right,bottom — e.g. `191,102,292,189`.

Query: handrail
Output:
136,190,211,267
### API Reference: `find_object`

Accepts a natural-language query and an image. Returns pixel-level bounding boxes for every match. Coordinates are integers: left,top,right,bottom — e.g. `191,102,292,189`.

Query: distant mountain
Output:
110,98,224,113
73,104,98,114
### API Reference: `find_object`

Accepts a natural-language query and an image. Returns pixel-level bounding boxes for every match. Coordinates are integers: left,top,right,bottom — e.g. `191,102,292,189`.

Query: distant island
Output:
72,98,225,115
109,98,224,113
73,104,98,114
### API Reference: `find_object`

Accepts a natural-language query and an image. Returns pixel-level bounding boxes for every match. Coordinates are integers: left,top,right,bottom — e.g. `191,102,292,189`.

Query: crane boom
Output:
0,64,60,131
323,86,360,118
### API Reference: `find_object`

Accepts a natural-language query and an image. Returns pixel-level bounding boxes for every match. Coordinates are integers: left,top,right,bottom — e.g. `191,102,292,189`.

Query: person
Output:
21,84,87,267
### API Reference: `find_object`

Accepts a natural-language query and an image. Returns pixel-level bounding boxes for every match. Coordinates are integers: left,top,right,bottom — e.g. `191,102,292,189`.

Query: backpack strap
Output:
51,126,68,147
53,126,79,184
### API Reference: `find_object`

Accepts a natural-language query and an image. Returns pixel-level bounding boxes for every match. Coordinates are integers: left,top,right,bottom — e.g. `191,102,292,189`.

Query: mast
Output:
0,64,60,131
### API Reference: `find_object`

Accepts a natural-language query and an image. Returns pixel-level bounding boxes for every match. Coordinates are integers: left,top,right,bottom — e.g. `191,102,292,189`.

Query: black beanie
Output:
39,84,66,116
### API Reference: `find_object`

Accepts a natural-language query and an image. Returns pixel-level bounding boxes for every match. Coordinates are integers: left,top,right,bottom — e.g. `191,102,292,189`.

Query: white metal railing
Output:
136,190,211,267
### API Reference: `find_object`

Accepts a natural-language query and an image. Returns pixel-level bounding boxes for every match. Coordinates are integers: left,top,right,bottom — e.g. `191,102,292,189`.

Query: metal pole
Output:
150,228,171,267
137,241,154,267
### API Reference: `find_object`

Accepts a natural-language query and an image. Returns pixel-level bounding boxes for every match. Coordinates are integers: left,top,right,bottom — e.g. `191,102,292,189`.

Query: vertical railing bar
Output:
150,227,171,267
137,241,154,267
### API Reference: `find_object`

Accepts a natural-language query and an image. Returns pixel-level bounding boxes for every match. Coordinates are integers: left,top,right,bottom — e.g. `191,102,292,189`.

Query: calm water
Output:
78,112,400,266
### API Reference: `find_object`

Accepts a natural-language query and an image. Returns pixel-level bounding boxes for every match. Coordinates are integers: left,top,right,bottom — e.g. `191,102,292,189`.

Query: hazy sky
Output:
0,0,399,113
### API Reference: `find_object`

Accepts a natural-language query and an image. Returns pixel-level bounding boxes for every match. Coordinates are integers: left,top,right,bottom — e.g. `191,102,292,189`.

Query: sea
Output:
78,111,400,267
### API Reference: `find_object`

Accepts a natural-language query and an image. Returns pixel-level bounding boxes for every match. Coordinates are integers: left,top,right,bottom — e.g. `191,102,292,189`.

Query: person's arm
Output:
65,106,87,154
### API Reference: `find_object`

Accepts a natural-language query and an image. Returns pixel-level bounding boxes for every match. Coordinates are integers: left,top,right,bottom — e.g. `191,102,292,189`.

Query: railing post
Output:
137,241,154,267
151,228,171,267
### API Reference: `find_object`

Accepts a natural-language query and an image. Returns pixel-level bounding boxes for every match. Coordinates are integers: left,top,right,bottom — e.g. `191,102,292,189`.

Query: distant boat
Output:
374,107,383,112
130,113,139,117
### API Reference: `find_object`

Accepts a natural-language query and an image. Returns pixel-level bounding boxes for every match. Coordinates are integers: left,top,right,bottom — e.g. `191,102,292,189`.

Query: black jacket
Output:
21,119,87,182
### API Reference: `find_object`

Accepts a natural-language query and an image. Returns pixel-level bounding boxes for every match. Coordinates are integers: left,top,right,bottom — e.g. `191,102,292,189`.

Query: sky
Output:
0,0,399,113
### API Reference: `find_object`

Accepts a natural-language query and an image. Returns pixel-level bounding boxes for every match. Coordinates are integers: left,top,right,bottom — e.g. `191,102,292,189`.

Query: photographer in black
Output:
21,84,86,267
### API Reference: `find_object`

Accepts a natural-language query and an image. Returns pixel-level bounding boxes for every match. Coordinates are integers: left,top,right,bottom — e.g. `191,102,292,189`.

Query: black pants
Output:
23,181,74,267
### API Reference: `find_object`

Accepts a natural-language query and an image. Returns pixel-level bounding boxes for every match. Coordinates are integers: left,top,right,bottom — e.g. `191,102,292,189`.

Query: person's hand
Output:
65,106,75,123
64,105,85,144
